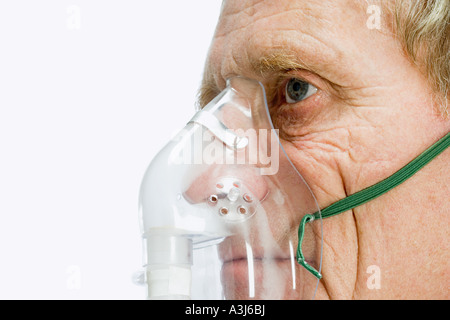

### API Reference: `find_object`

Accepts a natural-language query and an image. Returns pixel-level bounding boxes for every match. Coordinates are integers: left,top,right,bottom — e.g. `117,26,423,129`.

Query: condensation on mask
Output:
137,77,323,300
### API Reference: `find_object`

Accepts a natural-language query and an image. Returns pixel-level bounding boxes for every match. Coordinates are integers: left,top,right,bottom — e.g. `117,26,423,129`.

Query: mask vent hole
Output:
208,195,218,205
220,207,229,215
243,193,253,203
238,206,247,215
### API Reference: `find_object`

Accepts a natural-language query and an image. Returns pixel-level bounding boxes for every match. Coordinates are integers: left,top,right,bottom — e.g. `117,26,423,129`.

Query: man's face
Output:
200,0,444,299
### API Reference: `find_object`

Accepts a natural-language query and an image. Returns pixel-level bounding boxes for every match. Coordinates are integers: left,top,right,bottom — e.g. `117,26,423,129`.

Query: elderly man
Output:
194,0,448,299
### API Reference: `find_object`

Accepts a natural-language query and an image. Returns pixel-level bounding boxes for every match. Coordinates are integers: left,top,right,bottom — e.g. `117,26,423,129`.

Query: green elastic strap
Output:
297,132,450,279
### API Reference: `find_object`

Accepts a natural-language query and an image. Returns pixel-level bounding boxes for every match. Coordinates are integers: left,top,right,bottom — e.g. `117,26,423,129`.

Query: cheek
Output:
278,112,395,200
278,131,353,204
272,93,381,178
281,128,351,171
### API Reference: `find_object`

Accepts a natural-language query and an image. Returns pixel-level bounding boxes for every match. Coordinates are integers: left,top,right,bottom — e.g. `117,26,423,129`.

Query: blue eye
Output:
285,78,318,103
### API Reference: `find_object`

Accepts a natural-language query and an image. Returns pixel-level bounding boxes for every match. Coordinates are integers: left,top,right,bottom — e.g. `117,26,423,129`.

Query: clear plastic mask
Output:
138,77,323,299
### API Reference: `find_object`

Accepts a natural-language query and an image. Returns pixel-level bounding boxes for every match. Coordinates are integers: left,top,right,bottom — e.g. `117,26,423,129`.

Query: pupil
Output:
287,78,308,101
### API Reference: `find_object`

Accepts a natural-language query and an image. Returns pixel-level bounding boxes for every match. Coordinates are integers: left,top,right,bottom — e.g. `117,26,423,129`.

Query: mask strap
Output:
297,132,450,279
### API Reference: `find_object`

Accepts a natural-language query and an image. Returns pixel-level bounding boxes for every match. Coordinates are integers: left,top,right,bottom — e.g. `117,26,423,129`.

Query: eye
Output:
285,78,318,104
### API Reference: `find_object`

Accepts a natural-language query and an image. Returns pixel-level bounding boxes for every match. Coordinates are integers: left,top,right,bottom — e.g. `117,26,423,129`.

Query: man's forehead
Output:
218,0,328,37
210,0,355,80
219,0,366,21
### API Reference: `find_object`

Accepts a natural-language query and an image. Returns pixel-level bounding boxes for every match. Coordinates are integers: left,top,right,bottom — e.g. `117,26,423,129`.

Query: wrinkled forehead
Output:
216,0,370,40
204,0,391,92
208,1,364,84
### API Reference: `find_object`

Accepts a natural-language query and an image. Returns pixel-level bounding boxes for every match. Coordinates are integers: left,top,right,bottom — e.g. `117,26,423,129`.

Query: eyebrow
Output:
197,50,315,109
252,50,314,76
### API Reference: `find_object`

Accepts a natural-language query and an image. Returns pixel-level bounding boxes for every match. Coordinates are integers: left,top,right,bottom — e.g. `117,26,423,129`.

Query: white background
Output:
0,0,222,299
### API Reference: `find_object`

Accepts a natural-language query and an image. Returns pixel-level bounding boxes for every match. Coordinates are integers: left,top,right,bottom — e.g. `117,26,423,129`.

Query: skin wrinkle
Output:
288,141,347,203
215,8,305,39
300,139,349,154
343,88,396,108
199,0,450,299
289,137,351,171
219,0,265,19
279,120,370,166
269,31,341,80
320,212,357,299
212,7,345,85
351,208,360,300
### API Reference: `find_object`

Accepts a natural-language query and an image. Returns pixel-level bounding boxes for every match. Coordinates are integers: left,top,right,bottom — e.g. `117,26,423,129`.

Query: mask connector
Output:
145,234,193,300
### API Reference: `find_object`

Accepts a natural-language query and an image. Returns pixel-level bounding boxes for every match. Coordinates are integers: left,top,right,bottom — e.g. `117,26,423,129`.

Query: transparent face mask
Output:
138,77,323,300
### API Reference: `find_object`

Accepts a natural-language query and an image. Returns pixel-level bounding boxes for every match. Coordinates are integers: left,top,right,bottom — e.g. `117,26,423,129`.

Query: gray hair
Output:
392,0,449,116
